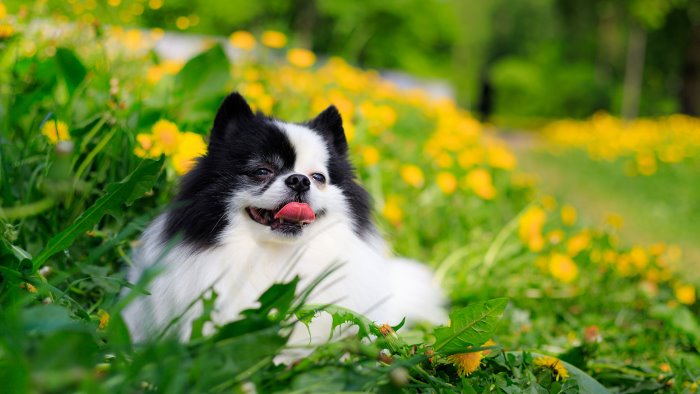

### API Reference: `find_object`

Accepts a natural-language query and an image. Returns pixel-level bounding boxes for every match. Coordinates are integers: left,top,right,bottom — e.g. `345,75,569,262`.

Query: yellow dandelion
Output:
674,284,696,305
287,48,316,68
518,206,546,252
172,131,207,175
175,16,190,30
361,146,380,166
448,350,483,376
151,119,180,155
533,355,569,381
548,253,579,283
108,0,121,7
134,133,162,158
566,231,591,257
605,213,624,229
41,120,70,144
436,172,457,194
541,195,557,211
98,310,110,330
629,246,648,270
229,30,256,51
0,23,10,40
487,145,517,170
0,3,6,19
382,195,403,226
465,168,497,200
148,0,163,10
261,30,287,48
400,164,424,188
560,204,577,226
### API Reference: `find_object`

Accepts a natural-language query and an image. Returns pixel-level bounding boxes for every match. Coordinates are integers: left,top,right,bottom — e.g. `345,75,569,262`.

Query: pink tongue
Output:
274,202,315,223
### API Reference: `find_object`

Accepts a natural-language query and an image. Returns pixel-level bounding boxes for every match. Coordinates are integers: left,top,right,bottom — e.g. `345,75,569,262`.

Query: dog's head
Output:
164,93,373,248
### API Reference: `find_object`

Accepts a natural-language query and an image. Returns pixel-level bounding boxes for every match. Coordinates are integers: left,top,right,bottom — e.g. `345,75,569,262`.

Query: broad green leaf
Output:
32,158,164,269
174,44,230,119
433,298,508,353
54,47,87,96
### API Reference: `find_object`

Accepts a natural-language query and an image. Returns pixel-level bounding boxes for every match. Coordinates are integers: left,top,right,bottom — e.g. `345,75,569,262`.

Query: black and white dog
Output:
123,93,446,350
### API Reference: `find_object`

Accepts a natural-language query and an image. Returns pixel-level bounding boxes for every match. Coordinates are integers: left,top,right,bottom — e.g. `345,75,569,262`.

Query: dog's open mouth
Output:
246,202,315,232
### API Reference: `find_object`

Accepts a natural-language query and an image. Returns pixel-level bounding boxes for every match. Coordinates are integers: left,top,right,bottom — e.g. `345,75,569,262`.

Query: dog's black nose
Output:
285,174,311,193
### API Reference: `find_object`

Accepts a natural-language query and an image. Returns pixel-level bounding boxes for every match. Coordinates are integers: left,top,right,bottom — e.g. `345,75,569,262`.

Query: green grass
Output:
512,146,700,274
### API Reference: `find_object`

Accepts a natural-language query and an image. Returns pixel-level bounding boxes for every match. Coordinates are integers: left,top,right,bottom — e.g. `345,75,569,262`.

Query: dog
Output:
122,92,447,353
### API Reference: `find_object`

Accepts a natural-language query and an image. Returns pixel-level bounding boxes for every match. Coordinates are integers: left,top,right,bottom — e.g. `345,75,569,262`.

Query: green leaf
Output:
296,304,377,339
215,277,299,341
433,298,508,353
173,44,230,120
32,158,164,270
54,47,87,96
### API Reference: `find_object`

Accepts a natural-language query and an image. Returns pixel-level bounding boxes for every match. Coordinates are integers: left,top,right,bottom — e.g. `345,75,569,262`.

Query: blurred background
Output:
10,0,700,120
2,1,700,390
10,0,696,269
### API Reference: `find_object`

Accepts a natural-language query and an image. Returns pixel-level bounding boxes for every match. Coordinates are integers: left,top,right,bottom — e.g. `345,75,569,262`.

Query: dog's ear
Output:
309,105,348,154
210,92,254,142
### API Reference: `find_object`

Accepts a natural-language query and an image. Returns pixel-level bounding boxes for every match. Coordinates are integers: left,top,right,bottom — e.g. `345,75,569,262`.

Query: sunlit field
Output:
1,2,699,393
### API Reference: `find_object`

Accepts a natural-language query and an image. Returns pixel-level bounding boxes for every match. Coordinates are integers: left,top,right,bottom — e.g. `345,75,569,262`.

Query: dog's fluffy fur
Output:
122,93,446,350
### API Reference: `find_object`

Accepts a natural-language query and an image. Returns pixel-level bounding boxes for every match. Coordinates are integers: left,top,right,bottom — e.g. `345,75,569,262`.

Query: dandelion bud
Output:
389,367,409,387
378,348,393,364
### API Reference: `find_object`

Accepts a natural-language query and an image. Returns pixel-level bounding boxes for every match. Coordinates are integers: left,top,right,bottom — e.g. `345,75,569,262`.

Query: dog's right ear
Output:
211,92,254,142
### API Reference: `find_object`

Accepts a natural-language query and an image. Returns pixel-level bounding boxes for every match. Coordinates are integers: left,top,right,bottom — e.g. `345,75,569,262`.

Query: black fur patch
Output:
163,92,375,249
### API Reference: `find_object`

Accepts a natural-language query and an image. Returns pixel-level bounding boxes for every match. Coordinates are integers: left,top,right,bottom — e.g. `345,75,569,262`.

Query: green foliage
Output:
433,298,508,354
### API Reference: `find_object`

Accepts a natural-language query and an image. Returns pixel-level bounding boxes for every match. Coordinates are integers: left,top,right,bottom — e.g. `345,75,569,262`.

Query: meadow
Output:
1,7,699,394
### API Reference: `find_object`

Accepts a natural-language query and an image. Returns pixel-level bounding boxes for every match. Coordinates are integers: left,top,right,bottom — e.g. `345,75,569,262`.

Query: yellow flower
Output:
152,119,180,155
436,172,457,194
229,31,256,51
606,213,624,229
361,146,380,166
448,351,483,376
548,253,579,283
261,30,287,48
0,3,6,19
534,355,569,381
674,284,696,305
560,204,577,226
541,195,557,211
636,151,657,176
287,48,316,68
172,132,207,175
382,195,403,226
465,168,496,200
566,231,590,257
41,120,70,143
629,246,648,270
98,310,110,330
518,206,546,252
487,144,517,170
148,0,163,10
0,24,9,40
401,164,424,188
175,16,190,30
436,153,453,168
134,133,161,158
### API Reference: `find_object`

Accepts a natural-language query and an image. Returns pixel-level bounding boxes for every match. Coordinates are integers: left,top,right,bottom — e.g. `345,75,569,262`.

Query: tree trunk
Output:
621,24,647,120
294,0,317,49
680,23,700,116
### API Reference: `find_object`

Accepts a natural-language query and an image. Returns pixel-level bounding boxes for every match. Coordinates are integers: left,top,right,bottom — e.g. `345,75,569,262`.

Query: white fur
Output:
122,122,447,356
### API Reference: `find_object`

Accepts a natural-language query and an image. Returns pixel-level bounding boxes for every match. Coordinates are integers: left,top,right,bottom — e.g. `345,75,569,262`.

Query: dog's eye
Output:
311,173,326,183
254,168,273,177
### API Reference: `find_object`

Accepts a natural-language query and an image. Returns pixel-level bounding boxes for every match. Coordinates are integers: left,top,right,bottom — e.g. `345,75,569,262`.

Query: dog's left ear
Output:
308,105,347,154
